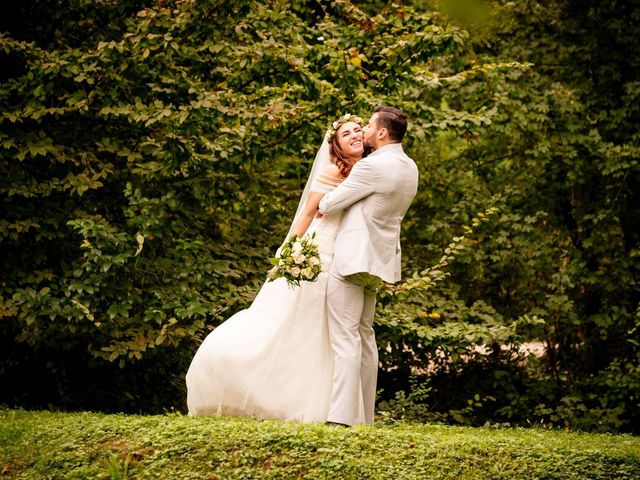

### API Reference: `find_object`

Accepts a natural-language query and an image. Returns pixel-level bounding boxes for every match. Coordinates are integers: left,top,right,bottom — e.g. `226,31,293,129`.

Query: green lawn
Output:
1,409,638,479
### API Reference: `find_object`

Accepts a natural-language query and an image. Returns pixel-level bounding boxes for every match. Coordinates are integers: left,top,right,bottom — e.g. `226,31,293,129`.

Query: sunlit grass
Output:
1,409,638,479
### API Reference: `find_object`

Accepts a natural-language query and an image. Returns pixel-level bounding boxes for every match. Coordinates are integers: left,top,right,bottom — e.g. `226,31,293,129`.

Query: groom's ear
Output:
377,127,389,140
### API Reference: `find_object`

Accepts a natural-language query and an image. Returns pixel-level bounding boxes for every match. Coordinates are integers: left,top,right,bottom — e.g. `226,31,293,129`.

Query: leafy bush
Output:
374,0,640,433
1,1,513,412
1,0,638,434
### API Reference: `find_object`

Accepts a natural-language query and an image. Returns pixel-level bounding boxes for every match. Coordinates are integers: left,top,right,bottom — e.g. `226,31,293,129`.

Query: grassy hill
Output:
1,409,639,479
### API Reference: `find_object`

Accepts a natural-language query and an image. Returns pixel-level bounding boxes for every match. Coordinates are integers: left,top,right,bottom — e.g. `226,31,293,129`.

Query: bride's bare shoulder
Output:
319,163,341,179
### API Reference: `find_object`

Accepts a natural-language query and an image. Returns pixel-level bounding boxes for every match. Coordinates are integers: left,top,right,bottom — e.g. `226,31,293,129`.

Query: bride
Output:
186,114,367,423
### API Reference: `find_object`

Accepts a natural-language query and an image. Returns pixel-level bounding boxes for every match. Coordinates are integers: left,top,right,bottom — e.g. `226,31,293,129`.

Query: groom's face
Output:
363,113,379,150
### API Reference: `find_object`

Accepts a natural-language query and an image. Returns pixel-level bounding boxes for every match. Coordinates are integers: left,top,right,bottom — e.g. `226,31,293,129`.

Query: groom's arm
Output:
318,158,377,215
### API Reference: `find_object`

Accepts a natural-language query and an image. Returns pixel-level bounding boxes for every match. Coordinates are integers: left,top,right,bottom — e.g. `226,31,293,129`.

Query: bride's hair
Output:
328,122,368,177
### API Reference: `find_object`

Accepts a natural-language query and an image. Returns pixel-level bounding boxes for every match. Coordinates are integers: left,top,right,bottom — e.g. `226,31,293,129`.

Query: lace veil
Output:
282,132,332,244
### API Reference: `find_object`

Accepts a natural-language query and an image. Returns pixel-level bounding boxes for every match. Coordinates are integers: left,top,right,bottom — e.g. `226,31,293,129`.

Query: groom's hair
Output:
374,106,408,142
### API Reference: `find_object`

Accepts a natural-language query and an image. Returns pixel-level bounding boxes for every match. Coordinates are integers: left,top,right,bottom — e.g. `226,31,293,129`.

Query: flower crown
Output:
326,113,364,142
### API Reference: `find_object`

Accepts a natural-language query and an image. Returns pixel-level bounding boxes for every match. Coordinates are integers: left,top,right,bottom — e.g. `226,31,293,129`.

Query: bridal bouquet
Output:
267,233,322,287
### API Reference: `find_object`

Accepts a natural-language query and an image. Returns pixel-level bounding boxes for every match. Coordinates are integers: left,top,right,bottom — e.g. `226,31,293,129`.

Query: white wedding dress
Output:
186,165,366,423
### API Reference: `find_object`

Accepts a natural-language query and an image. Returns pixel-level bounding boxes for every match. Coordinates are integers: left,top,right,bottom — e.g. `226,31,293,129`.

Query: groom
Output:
318,106,419,426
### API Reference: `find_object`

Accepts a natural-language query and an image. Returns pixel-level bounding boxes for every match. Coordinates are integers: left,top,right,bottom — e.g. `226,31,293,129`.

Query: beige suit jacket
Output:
318,143,419,283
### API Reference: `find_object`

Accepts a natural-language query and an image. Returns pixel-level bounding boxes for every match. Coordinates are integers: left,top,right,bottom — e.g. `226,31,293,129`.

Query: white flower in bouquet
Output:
289,266,301,277
267,232,323,287
267,266,279,280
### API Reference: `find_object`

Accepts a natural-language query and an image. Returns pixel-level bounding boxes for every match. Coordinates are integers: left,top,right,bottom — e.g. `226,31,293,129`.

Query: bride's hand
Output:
315,211,323,219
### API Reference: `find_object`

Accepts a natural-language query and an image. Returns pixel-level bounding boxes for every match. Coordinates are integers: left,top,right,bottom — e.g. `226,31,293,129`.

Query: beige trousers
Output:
326,268,382,425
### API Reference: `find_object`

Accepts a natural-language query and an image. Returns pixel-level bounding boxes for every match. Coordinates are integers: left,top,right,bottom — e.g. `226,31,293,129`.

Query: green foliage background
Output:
1,0,638,433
